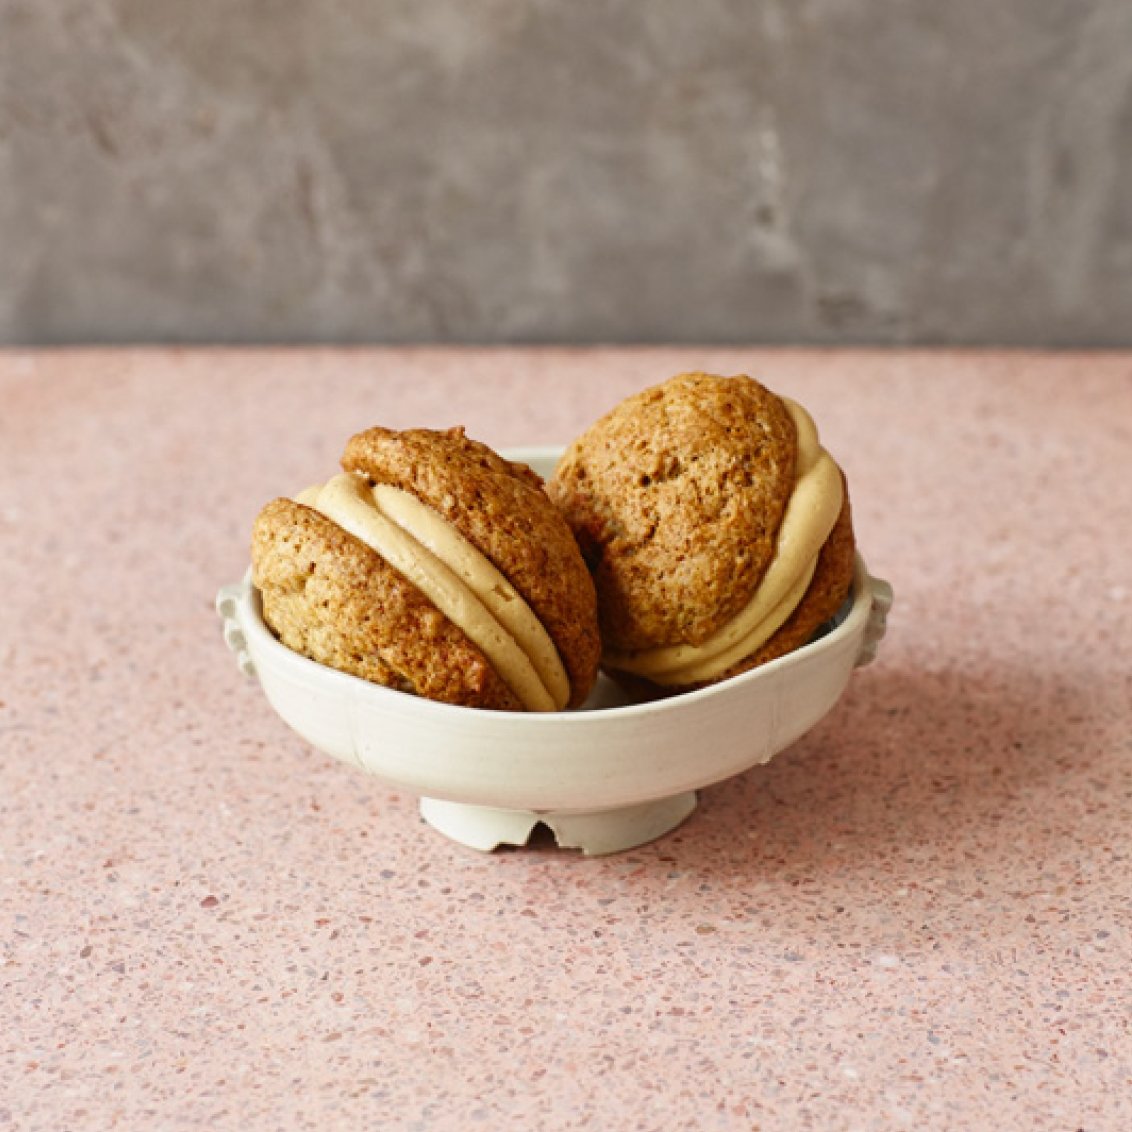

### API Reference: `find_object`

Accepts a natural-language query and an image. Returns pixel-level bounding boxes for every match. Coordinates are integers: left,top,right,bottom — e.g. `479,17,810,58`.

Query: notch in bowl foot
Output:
419,792,697,856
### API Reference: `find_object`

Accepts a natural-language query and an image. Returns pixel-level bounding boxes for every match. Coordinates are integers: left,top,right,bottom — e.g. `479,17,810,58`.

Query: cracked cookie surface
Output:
548,372,857,687
252,427,600,711
252,498,522,709
342,426,600,708
548,373,800,652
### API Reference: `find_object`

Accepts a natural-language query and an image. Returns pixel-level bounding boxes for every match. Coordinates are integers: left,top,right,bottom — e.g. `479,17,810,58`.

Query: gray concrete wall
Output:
2,0,1131,346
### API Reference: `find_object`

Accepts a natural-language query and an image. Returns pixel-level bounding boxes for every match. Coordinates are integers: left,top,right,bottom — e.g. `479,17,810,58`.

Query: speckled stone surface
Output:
2,348,1131,1130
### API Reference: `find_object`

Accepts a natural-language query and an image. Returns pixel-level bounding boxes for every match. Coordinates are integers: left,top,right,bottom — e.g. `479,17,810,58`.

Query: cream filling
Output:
604,398,844,685
298,474,569,711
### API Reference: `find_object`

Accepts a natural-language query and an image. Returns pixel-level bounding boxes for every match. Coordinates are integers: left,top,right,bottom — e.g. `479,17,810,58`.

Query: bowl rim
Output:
233,551,874,726
231,442,876,725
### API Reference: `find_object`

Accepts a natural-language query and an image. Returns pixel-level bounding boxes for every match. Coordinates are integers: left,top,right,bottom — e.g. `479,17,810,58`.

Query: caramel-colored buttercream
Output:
604,398,843,684
300,475,567,711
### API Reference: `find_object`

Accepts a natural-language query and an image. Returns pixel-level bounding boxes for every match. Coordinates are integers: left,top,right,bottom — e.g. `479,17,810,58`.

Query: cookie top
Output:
340,426,601,709
548,373,800,652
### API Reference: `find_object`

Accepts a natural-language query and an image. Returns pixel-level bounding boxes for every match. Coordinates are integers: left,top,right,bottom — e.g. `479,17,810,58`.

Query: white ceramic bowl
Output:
218,449,892,855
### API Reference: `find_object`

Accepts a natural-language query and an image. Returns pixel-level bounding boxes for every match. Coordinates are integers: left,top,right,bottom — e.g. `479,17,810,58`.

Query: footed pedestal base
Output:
419,792,697,856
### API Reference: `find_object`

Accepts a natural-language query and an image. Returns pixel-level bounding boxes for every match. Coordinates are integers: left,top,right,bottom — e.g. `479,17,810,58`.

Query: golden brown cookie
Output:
252,499,523,709
548,372,857,691
252,427,601,712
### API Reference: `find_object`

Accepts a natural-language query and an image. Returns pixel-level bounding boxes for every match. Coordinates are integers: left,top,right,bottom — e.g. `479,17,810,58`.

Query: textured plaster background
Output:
2,0,1131,345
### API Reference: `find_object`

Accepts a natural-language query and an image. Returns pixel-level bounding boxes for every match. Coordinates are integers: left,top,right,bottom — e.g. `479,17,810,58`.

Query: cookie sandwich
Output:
252,427,601,712
548,372,856,691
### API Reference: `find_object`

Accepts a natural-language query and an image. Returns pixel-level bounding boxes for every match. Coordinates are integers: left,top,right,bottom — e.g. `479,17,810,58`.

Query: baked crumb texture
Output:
548,372,857,690
252,427,600,711
342,427,600,708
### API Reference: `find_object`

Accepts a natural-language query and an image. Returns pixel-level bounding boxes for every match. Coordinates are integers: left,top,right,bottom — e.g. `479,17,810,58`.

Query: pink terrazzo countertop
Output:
2,347,1131,1130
